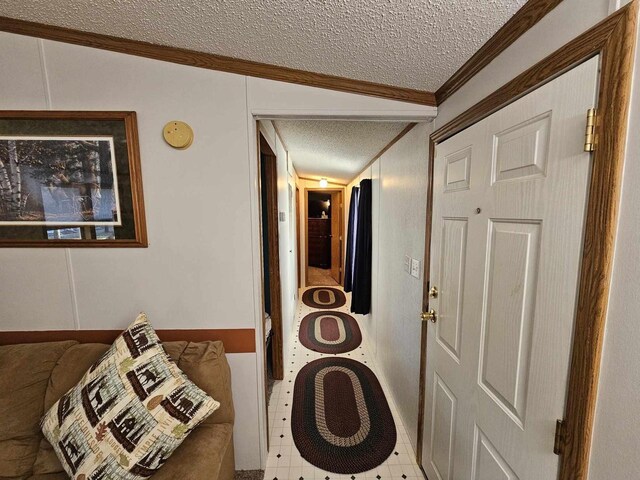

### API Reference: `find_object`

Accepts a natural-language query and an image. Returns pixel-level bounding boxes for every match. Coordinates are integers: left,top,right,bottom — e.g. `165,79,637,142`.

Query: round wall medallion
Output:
163,121,194,149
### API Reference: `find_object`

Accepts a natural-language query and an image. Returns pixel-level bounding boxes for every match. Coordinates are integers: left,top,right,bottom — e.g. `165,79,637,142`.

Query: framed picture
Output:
0,111,147,247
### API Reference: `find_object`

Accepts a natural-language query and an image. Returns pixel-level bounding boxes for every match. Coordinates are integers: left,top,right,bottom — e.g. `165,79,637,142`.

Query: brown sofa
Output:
0,340,235,480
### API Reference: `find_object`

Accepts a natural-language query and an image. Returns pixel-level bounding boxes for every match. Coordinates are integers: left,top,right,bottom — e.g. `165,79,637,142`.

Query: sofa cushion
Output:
152,422,233,480
40,314,220,479
0,341,77,479
164,341,234,426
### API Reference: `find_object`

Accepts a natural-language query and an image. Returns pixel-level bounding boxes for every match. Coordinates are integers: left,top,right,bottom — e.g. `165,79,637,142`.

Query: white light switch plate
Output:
411,258,421,279
404,255,411,273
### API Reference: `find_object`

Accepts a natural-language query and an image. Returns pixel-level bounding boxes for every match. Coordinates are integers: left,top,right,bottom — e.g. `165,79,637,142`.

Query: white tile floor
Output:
264,287,425,480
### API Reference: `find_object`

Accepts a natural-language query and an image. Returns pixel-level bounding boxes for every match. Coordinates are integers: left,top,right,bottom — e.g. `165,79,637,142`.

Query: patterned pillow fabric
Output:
41,313,220,479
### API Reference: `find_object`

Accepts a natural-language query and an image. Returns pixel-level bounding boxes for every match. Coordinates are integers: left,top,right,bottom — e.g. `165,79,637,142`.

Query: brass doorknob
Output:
421,310,437,323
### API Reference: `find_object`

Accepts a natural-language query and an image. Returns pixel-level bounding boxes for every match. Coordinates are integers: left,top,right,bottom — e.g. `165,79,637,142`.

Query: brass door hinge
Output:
584,108,597,152
554,419,566,455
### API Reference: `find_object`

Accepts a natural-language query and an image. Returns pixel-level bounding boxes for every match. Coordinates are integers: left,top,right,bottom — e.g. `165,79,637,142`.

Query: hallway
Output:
307,267,340,287
264,286,422,480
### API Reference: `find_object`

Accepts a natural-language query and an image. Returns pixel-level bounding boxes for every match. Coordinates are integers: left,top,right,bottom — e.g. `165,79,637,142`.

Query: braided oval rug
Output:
291,357,396,473
299,311,362,354
302,287,347,309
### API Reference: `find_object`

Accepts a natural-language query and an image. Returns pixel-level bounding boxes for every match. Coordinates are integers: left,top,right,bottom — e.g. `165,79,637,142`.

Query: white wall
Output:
0,33,262,469
353,124,431,452
434,1,640,477
377,124,430,450
0,31,434,470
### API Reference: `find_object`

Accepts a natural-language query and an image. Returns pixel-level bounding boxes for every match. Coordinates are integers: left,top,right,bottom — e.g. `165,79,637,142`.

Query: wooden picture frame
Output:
0,111,147,247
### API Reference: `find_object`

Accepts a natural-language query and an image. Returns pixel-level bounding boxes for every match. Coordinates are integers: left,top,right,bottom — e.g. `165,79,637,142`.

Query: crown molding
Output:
348,122,418,184
0,15,436,107
435,0,565,104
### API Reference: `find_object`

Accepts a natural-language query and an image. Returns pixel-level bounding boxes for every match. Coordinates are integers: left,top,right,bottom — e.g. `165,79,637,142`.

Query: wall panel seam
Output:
64,249,81,329
36,38,52,109
38,38,81,330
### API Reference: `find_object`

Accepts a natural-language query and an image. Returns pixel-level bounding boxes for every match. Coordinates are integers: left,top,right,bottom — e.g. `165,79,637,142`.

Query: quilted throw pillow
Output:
41,313,220,479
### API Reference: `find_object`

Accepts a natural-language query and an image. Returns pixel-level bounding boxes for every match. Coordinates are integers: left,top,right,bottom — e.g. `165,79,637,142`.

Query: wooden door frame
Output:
304,187,345,287
258,134,284,384
296,186,302,289
416,3,638,479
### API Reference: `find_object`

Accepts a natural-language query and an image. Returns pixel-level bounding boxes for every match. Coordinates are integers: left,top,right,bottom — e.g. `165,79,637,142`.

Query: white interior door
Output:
421,57,599,480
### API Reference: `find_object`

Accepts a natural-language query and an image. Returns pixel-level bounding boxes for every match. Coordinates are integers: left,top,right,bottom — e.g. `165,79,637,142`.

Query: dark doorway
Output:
307,191,332,269
305,188,343,287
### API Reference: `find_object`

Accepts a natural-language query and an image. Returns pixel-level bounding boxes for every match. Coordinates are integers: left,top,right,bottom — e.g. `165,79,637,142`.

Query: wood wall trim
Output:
559,2,637,478
296,186,302,289
416,133,435,467
0,15,436,107
435,0,564,104
431,6,627,144
418,3,639,479
0,328,256,353
348,122,418,184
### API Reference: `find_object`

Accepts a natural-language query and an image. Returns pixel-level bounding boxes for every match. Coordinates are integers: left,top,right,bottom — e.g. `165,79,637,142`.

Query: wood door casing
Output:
296,186,301,289
330,191,343,284
259,134,284,381
304,187,345,287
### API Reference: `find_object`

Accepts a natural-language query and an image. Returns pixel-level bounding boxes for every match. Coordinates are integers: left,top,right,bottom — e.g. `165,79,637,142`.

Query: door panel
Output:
472,426,518,480
430,374,457,480
436,218,468,362
492,112,551,183
479,220,540,427
445,147,472,192
421,57,599,480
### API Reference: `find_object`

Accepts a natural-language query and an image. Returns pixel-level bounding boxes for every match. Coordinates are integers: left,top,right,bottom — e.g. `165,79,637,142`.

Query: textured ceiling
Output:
2,0,527,91
274,120,408,184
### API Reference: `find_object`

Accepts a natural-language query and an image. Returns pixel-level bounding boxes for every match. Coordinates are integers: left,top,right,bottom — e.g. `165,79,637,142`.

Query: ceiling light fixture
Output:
319,178,328,188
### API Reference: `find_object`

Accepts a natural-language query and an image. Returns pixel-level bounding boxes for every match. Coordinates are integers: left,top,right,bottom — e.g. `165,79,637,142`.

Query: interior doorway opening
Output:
305,188,343,287
251,116,434,464
258,134,284,433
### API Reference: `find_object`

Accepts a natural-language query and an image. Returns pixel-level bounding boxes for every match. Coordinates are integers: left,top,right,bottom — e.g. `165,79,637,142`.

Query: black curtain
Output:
351,179,372,314
344,186,360,292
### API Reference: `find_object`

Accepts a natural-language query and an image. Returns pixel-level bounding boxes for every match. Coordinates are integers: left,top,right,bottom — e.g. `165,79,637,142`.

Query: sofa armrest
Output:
153,422,234,480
